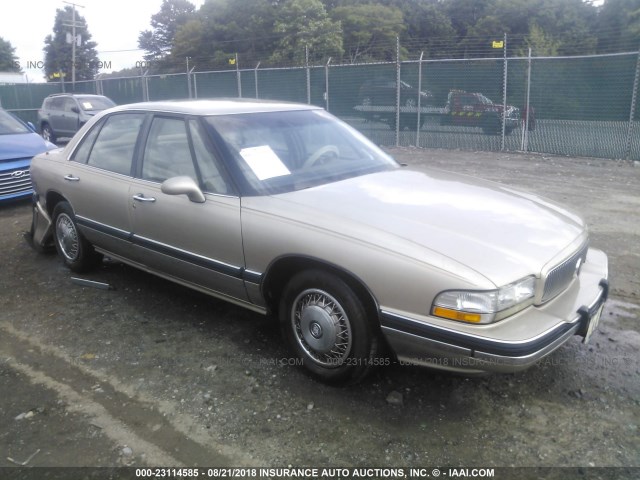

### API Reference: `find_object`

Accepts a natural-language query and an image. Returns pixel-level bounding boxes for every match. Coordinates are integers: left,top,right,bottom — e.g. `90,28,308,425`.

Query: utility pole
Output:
63,1,84,88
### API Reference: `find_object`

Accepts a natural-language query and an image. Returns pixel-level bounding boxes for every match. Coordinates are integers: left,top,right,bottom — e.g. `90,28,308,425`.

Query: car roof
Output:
46,93,109,98
107,99,323,116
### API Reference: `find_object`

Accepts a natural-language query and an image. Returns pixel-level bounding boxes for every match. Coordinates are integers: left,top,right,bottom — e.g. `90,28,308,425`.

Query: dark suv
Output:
38,94,115,143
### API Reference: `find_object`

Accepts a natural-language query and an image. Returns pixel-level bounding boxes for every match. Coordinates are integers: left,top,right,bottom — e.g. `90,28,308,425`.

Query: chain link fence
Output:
2,46,639,161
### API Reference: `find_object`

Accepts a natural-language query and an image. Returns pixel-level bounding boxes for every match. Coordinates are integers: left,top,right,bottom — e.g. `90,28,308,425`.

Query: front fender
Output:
31,197,53,249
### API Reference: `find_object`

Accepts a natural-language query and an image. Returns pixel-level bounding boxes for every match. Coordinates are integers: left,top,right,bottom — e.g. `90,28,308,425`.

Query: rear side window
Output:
63,98,77,112
47,97,65,110
71,119,103,163
86,113,145,175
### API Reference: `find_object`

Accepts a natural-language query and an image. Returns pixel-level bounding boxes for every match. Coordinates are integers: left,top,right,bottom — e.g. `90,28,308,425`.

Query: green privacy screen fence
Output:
2,49,639,161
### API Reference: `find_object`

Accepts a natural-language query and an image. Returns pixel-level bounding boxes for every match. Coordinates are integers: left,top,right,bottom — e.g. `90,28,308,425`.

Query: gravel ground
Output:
0,148,638,477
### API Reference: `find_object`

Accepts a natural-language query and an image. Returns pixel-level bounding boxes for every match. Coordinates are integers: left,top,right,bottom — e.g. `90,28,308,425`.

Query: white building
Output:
0,72,28,84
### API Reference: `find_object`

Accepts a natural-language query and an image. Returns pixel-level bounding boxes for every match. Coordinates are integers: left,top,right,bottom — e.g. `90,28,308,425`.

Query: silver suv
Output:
37,93,115,143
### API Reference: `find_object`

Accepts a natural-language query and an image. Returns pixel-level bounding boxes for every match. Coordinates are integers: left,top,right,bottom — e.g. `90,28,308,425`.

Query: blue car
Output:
1,109,57,202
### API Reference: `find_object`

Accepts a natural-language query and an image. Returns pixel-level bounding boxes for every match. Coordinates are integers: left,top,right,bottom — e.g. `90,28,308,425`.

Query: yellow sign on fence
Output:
492,40,504,49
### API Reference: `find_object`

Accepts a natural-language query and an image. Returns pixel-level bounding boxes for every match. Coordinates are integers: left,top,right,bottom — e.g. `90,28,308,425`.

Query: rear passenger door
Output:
63,112,146,258
129,115,247,301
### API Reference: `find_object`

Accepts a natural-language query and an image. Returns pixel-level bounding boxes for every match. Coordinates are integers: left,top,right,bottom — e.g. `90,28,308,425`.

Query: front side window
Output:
141,117,197,183
47,97,65,110
86,113,145,175
188,119,230,195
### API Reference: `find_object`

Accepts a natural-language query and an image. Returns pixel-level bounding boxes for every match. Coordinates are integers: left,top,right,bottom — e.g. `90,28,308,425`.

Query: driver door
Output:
129,115,247,301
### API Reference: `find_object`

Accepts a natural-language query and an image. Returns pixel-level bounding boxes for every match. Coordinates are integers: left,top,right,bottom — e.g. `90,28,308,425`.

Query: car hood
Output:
0,132,56,161
267,168,586,287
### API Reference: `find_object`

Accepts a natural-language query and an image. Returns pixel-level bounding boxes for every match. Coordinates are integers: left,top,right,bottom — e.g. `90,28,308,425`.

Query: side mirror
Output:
27,121,37,132
161,176,206,203
71,106,80,114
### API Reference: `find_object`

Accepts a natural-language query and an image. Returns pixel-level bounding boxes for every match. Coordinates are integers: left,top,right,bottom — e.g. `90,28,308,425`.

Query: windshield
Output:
0,110,31,135
206,109,398,195
76,96,115,111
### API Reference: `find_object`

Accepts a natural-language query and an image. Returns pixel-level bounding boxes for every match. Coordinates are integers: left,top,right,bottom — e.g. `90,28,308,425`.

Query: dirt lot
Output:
0,148,638,476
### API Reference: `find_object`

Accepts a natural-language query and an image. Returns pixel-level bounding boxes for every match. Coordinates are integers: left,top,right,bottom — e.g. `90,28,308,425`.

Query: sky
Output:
1,0,205,82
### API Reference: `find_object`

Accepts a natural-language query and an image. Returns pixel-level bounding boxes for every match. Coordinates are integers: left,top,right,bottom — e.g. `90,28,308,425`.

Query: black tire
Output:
41,123,56,144
52,201,102,272
279,269,379,385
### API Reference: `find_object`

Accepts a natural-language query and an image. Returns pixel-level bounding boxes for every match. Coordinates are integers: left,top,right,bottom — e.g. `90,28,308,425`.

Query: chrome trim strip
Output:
76,215,253,280
93,247,267,315
473,324,579,366
132,234,243,278
381,278,606,358
76,215,131,241
380,306,583,358
381,309,571,347
242,269,263,284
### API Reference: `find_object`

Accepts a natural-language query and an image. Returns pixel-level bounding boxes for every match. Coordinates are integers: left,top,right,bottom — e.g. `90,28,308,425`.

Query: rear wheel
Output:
41,123,56,143
279,270,379,384
52,201,102,272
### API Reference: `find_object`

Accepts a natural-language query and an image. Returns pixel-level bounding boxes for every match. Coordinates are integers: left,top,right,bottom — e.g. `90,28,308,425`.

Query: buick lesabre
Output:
30,100,608,384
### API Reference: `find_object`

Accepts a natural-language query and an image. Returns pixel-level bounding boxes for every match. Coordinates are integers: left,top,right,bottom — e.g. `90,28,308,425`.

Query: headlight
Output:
432,276,536,324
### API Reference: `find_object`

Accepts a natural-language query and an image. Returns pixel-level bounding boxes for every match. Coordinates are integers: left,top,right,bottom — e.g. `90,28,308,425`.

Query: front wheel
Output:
279,270,379,384
52,201,102,272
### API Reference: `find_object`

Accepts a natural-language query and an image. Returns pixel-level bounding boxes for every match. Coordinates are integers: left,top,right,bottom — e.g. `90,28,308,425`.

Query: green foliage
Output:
519,23,560,57
597,0,640,52
138,0,196,62
134,0,639,71
0,37,21,72
270,0,343,65
331,4,405,62
43,6,100,81
172,0,278,70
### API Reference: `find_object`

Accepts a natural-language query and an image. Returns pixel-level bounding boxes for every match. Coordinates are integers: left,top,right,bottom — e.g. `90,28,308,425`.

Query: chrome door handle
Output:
133,194,156,203
64,174,80,181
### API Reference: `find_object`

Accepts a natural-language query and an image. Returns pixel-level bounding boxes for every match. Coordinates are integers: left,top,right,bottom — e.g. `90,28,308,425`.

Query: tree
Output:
270,0,344,65
395,1,457,59
138,0,196,66
43,6,100,81
479,0,597,55
172,0,277,70
0,37,21,72
444,0,494,41
331,4,405,62
520,22,560,56
597,0,640,52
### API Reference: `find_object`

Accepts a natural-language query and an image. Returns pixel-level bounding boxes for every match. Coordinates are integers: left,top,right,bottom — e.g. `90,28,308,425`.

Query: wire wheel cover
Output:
56,213,79,261
292,289,352,367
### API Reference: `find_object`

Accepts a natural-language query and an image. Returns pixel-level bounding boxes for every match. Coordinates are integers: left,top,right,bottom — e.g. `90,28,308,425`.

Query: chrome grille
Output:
0,164,32,197
542,242,589,303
